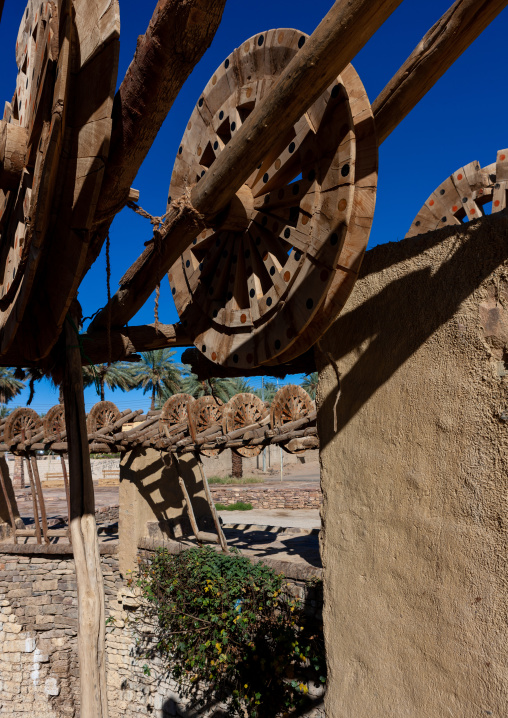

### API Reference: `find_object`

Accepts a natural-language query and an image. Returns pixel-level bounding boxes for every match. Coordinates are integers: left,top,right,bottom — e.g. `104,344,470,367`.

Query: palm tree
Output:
302,372,318,400
182,371,236,404
253,380,278,404
225,377,254,397
0,368,25,406
82,362,136,402
130,350,183,410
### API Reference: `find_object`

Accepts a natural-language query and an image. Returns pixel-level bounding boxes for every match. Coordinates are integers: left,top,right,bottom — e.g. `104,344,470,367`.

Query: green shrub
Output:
215,501,253,511
134,546,326,717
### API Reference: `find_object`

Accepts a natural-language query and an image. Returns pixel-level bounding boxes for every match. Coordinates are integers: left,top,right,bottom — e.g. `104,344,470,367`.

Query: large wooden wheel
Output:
223,392,268,457
406,149,508,237
159,393,195,434
188,395,224,457
43,404,65,438
0,0,119,363
86,401,120,433
4,407,42,445
168,29,377,369
271,384,314,454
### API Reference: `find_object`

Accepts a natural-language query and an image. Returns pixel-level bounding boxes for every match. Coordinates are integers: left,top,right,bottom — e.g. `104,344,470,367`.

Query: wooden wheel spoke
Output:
407,150,508,237
249,116,314,198
168,30,377,369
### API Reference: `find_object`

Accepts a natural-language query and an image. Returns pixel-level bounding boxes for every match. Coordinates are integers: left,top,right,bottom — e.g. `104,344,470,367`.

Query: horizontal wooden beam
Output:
82,322,192,364
88,0,403,332
372,0,508,144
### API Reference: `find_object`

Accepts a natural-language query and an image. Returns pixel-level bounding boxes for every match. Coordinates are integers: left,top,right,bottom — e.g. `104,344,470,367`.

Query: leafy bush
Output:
215,501,253,511
134,547,326,717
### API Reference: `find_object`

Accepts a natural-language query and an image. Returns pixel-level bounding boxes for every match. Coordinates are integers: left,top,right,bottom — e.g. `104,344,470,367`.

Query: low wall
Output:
0,545,323,717
210,485,322,509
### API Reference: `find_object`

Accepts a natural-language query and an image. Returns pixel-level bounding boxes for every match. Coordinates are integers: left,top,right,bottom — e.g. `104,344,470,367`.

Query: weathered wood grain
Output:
372,0,508,144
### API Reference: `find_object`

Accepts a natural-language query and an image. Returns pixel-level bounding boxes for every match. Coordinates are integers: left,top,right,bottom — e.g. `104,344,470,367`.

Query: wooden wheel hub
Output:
167,29,377,369
220,185,255,232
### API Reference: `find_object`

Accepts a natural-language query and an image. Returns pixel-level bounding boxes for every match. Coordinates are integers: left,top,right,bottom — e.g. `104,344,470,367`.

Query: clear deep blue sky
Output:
1,0,507,411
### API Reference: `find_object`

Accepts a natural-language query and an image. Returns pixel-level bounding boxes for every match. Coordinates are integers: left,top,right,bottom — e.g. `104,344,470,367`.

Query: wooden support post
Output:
63,310,109,718
194,454,228,553
372,0,508,144
60,454,72,542
30,456,49,545
177,475,203,545
0,460,17,543
89,0,403,332
24,456,42,544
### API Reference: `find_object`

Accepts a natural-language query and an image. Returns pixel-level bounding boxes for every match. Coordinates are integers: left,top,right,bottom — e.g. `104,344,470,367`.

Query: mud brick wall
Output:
209,485,322,509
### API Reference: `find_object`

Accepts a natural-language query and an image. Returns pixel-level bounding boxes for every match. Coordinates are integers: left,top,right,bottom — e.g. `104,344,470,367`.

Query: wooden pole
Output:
372,0,508,144
89,0,403,332
60,455,72,541
177,475,203,544
82,322,192,363
30,457,49,545
194,454,228,552
0,460,17,543
63,309,109,718
85,0,227,273
24,456,42,544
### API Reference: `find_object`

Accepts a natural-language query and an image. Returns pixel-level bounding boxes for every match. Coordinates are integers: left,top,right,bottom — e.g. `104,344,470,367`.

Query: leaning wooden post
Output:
63,309,109,718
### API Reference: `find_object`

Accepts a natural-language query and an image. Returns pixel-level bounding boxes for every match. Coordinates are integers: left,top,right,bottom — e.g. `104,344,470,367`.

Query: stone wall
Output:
210,485,322,509
317,215,508,717
0,545,323,717
0,548,118,717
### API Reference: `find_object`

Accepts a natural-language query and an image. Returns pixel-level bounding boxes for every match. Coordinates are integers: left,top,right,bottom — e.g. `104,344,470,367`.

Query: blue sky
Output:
1,0,507,411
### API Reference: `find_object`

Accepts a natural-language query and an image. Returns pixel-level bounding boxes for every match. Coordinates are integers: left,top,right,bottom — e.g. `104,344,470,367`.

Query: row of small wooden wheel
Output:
160,384,315,457
0,385,315,455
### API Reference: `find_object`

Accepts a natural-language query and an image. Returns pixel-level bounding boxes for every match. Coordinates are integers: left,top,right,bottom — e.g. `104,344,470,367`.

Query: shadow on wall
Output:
317,213,508,451
121,450,211,528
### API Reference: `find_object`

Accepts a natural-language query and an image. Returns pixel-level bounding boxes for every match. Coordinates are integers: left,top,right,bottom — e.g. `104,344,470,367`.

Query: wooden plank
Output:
373,0,508,144
30,456,49,544
0,460,17,543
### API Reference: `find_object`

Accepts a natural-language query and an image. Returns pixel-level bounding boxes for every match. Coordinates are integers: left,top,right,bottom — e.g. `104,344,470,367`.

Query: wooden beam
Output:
180,347,316,380
82,322,192,364
85,0,227,272
372,0,508,144
63,306,109,718
88,0,403,332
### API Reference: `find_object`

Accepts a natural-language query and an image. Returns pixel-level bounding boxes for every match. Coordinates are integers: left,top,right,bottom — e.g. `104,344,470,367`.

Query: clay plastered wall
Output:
317,215,508,717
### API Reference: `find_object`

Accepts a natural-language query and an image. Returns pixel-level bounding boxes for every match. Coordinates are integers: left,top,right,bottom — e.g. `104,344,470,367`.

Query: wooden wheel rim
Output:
271,384,314,454
4,407,42,444
223,392,268,457
159,392,195,433
86,400,120,433
168,29,377,369
406,149,508,237
0,0,119,361
188,395,224,457
43,404,65,438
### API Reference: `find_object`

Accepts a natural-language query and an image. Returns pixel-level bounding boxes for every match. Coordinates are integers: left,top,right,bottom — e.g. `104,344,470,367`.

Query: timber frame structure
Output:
0,1,507,716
